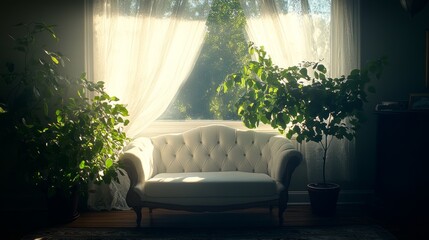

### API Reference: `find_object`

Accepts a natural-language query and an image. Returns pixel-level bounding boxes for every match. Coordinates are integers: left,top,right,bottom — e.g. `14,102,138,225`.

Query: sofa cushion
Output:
142,171,277,199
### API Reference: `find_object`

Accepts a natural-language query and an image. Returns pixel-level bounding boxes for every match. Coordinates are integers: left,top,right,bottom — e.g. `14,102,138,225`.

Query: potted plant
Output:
31,76,129,222
0,22,69,188
0,22,130,223
219,42,385,216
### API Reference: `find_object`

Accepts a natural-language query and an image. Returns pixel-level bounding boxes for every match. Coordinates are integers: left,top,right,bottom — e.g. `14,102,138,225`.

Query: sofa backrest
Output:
150,124,290,176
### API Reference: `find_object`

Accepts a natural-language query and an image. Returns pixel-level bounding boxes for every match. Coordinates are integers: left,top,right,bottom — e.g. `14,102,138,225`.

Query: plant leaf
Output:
0,106,6,114
105,158,113,169
79,161,85,169
51,56,59,65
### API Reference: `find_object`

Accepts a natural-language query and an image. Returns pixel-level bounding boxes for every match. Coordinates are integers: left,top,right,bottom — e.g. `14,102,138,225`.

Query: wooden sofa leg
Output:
278,205,286,226
278,192,288,226
133,206,142,227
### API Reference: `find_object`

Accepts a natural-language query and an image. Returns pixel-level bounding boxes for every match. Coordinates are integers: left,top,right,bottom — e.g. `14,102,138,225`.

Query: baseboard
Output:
288,190,375,205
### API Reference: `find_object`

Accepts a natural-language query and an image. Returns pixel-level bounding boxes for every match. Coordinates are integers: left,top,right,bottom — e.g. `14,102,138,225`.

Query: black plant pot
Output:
46,186,80,224
307,183,340,216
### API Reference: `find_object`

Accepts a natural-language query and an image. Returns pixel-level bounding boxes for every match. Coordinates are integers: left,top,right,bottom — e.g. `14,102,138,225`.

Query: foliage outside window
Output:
160,0,249,120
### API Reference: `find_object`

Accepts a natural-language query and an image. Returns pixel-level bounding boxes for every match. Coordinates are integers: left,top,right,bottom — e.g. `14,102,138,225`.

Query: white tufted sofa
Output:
119,124,302,226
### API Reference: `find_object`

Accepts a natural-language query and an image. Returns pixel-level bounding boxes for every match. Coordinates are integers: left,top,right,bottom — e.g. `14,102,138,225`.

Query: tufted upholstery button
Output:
252,140,254,144
225,154,228,157
208,154,211,157
217,141,220,144
243,153,246,156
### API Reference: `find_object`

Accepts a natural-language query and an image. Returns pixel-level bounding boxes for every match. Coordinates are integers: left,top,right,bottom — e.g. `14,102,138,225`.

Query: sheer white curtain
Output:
240,0,360,184
87,0,211,210
240,0,330,69
92,0,210,139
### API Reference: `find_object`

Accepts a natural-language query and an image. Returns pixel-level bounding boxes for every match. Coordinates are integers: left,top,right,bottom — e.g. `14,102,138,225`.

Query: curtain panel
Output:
92,0,211,139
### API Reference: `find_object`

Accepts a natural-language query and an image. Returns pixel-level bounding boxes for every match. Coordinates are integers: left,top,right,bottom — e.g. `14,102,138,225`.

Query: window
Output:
160,0,332,123
90,0,345,137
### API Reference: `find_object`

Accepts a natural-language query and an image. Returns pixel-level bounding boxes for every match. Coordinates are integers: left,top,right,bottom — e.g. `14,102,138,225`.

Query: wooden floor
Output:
65,204,375,228
4,204,428,239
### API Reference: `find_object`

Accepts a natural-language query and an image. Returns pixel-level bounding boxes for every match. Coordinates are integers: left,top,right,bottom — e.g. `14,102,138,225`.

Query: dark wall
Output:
354,0,429,190
361,0,428,99
0,0,85,77
0,0,85,212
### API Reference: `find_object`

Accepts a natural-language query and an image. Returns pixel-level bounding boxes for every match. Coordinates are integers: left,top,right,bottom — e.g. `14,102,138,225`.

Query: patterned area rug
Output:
22,224,397,240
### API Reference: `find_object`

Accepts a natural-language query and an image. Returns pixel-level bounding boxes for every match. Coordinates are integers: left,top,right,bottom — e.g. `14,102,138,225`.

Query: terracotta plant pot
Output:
307,183,340,216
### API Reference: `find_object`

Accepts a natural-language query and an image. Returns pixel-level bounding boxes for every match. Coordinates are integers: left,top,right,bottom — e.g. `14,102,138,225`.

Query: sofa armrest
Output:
268,136,303,188
119,137,155,206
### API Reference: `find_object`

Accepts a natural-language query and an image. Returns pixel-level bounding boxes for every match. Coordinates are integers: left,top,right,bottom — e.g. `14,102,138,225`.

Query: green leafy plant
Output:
0,22,129,197
219,42,386,185
0,22,72,187
0,22,68,140
32,76,129,197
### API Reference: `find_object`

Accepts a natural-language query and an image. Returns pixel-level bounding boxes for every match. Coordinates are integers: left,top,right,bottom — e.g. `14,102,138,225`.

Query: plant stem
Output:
322,134,328,185
321,113,333,185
